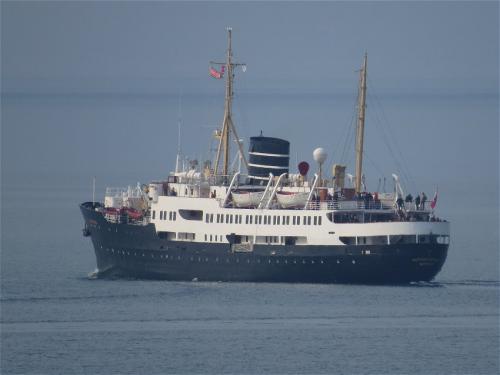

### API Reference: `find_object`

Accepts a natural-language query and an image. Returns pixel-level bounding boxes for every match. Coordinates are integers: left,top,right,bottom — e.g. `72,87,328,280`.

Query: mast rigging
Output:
355,53,367,193
212,27,249,177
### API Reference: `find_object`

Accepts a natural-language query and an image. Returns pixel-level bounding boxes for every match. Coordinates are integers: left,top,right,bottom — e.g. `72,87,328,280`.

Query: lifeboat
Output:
276,191,309,209
231,189,264,208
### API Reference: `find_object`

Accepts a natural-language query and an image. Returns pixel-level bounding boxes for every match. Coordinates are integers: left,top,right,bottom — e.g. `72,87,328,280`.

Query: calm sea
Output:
1,92,499,374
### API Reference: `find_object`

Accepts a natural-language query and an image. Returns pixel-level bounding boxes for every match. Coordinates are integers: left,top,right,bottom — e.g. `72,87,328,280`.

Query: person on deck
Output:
396,195,404,211
420,192,427,210
415,194,421,210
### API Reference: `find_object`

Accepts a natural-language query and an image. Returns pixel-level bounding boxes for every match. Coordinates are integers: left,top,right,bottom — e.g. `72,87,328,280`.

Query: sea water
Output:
1,93,498,374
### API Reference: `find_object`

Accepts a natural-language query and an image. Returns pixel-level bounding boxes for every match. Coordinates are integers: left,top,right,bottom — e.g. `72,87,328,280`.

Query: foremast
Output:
212,28,248,178
355,53,368,193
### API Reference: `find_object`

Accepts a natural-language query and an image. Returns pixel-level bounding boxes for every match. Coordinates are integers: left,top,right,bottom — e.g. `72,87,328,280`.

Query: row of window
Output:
339,234,450,245
204,213,322,226
203,234,225,242
153,210,177,221
104,247,333,265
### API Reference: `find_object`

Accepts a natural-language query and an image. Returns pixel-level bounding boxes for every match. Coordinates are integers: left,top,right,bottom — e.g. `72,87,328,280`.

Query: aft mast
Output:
212,27,248,178
355,53,368,193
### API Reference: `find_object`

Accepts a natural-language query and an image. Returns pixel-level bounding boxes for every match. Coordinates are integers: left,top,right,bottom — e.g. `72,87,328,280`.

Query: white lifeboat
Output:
276,191,309,209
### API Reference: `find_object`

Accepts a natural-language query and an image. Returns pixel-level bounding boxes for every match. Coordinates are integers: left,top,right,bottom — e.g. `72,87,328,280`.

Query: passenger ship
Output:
80,29,450,283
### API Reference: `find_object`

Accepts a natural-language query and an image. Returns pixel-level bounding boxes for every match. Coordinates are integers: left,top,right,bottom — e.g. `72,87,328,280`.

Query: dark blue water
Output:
1,93,499,374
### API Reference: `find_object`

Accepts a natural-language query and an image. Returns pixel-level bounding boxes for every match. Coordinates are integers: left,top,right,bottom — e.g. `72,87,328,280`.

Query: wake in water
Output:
87,266,118,280
87,268,100,280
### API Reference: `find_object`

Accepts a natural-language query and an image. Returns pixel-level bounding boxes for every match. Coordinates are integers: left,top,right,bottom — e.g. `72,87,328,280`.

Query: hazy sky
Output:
1,1,498,201
2,1,498,94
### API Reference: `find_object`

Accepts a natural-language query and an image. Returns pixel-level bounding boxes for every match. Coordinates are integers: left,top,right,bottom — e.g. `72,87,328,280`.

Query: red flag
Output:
209,67,224,79
430,188,438,209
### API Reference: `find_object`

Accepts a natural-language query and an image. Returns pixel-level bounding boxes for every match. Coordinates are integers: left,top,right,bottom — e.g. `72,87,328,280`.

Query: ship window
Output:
179,209,203,221
173,212,177,220
205,214,209,223
205,234,207,241
160,211,163,220
277,216,280,225
296,216,301,225
365,236,387,245
225,214,229,223
292,216,296,225
436,235,449,244
178,232,195,241
267,215,271,224
418,235,431,243
339,236,356,245
210,234,212,241
390,235,417,244
152,210,156,220
230,215,233,224
314,217,317,225
264,216,268,225
245,215,249,224
210,214,214,223
318,216,322,225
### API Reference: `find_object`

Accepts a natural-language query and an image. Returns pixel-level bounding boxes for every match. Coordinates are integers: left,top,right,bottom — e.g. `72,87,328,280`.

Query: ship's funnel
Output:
248,136,289,184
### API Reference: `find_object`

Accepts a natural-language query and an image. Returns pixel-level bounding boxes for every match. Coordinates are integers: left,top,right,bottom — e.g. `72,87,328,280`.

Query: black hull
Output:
80,202,448,284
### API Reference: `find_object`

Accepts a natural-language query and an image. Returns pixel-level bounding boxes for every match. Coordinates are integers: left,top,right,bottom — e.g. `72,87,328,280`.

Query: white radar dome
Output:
313,147,327,164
